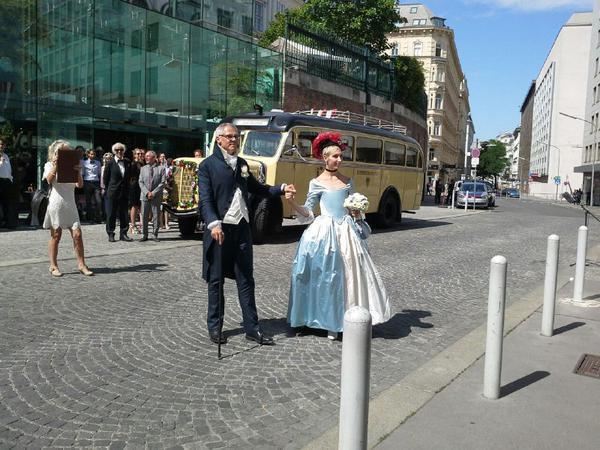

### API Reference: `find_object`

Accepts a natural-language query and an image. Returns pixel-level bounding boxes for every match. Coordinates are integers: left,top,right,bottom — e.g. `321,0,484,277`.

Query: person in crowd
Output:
103,142,132,242
285,132,390,340
157,153,171,229
194,148,203,158
0,138,17,229
73,146,86,218
434,178,444,205
43,140,93,277
128,148,145,234
81,148,102,222
197,122,296,346
448,179,456,205
100,152,113,222
139,150,165,242
426,180,432,196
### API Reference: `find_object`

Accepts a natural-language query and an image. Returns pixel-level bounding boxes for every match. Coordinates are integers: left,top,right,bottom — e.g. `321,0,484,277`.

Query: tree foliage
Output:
477,140,510,180
392,56,426,114
259,0,403,54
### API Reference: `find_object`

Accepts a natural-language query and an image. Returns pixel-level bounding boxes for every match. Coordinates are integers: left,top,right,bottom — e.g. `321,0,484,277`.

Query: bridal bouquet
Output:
344,192,369,219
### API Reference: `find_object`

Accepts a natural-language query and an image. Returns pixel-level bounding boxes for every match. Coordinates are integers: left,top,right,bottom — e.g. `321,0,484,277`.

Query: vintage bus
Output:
164,110,425,242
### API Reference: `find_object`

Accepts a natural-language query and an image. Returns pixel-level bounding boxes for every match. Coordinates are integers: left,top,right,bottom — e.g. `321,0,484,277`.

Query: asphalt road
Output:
0,197,596,449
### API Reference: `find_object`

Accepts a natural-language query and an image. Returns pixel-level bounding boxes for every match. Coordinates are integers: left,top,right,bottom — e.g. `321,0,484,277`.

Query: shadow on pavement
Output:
373,309,433,340
553,321,585,336
91,263,169,274
500,370,550,398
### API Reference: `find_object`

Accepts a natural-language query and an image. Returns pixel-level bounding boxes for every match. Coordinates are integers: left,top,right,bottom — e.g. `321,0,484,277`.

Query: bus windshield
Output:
242,131,283,157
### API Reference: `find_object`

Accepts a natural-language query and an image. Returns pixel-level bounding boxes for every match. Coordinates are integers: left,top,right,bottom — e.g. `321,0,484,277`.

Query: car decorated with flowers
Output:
162,156,267,237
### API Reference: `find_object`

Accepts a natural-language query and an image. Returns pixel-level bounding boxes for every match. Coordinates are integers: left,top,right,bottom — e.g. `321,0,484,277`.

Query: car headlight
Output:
458,192,465,198
481,193,488,199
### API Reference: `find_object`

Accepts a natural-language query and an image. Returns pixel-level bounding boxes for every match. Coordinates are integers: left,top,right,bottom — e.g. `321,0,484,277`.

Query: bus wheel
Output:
252,197,282,244
377,193,399,228
178,217,197,237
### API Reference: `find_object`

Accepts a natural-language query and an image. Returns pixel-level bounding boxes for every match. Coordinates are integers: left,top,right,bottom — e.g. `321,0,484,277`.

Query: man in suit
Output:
138,150,165,242
198,123,295,346
103,142,132,242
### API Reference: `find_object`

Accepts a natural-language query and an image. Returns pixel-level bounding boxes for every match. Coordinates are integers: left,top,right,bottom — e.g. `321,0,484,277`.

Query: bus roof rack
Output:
294,110,407,135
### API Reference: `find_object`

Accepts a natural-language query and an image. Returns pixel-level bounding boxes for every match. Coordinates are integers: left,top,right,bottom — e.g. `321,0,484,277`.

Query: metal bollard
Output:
338,306,372,450
465,191,469,211
541,235,560,337
483,255,507,400
573,225,588,302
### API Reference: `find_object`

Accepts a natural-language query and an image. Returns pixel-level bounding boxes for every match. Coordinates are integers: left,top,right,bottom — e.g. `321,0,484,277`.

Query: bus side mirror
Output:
283,145,298,156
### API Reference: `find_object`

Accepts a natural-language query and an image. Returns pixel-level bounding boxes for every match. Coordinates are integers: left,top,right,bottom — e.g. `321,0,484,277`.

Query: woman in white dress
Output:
43,140,93,277
285,132,390,340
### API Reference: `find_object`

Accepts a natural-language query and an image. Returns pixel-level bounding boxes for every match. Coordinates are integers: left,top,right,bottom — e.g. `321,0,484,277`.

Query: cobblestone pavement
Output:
0,198,597,449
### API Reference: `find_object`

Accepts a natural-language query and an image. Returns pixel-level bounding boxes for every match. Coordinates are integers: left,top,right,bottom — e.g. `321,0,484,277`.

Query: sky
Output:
411,0,596,140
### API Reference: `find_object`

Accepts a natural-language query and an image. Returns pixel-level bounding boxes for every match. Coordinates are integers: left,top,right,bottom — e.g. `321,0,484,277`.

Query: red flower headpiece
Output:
311,131,346,159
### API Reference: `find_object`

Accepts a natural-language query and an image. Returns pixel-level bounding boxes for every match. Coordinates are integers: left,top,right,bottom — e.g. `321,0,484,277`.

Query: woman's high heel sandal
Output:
327,331,338,340
78,265,94,276
49,266,63,277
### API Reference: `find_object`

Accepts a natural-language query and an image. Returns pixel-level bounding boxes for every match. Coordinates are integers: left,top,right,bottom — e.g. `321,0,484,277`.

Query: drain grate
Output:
573,354,600,379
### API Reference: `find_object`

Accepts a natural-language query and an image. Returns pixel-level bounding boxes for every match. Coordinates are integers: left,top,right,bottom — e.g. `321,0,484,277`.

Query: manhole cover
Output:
574,354,600,379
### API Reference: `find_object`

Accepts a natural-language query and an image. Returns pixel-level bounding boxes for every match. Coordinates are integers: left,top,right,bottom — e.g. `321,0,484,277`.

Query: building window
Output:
391,43,399,57
255,1,265,32
217,8,233,29
433,122,441,136
595,86,597,104
410,6,418,13
596,57,599,76
435,43,442,57
429,148,435,160
413,41,422,56
242,15,253,35
434,92,443,109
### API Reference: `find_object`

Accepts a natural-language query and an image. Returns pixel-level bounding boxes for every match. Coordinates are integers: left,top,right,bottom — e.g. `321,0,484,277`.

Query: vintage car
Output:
162,156,271,239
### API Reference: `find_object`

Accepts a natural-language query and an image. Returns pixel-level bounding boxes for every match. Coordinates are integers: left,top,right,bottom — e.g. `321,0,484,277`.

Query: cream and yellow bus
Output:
164,110,425,242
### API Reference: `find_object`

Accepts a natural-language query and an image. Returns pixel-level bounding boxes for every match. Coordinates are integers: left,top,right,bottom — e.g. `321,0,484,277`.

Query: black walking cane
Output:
217,237,224,360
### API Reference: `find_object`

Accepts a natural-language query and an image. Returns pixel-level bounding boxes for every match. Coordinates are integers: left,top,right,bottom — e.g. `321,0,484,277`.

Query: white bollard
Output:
573,225,588,302
464,191,469,211
541,235,560,337
483,255,507,400
338,306,371,450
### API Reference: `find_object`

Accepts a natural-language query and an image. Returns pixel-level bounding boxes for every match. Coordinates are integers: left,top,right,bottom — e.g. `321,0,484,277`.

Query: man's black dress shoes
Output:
209,329,227,344
120,234,133,242
246,330,274,345
140,236,148,242
152,235,160,242
108,234,115,242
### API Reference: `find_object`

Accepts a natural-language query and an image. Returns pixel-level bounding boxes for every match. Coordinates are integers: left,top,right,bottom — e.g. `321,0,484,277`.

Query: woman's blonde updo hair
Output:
47,140,71,162
322,144,341,159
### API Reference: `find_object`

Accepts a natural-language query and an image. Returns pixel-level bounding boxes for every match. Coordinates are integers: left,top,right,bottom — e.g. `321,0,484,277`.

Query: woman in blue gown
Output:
286,132,391,339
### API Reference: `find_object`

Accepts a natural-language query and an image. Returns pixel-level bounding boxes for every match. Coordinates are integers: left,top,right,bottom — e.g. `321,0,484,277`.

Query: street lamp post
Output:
547,144,562,201
559,112,597,206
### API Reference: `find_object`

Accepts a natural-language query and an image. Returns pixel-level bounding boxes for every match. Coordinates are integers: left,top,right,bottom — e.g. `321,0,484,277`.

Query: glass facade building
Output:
0,0,282,194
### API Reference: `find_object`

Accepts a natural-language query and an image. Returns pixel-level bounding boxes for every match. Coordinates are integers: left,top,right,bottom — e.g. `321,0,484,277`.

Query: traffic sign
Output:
553,176,561,185
471,148,481,158
471,157,479,167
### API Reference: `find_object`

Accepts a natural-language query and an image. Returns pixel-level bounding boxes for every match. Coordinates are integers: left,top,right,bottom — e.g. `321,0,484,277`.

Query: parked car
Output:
456,182,492,208
483,181,497,207
501,188,520,198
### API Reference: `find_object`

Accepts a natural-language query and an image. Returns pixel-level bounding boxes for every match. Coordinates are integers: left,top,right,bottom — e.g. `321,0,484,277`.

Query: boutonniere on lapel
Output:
240,165,249,178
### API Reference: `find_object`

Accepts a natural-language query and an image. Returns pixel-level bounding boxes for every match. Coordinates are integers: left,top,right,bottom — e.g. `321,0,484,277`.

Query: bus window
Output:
243,131,283,157
384,141,406,166
297,131,318,157
356,137,382,164
406,146,418,167
417,149,423,168
341,135,354,161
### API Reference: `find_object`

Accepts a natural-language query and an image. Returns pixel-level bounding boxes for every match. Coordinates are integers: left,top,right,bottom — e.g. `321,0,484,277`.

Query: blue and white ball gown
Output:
288,178,391,332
